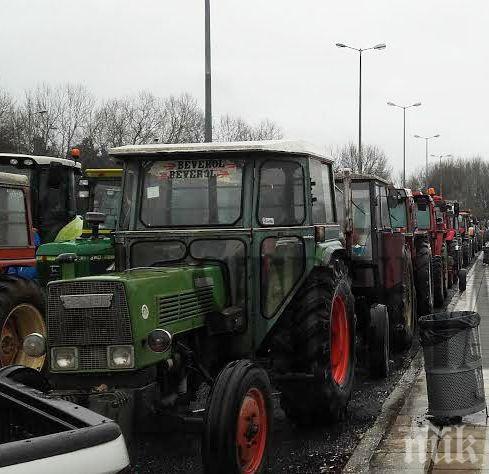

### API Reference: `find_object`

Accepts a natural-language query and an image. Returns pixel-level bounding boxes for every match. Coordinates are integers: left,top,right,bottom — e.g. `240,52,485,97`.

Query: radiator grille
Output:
159,286,215,324
47,281,132,347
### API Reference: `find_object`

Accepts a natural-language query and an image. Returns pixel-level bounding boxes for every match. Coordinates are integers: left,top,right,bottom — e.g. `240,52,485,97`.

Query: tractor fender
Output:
314,240,346,267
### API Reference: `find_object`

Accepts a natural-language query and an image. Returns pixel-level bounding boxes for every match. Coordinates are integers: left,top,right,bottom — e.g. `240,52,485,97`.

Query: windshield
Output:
416,203,431,229
90,182,121,230
389,200,408,228
0,165,32,182
351,182,372,260
140,158,244,227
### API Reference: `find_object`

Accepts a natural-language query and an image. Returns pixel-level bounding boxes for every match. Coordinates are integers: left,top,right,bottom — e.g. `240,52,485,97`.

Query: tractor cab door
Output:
0,184,35,270
251,157,317,347
375,184,404,290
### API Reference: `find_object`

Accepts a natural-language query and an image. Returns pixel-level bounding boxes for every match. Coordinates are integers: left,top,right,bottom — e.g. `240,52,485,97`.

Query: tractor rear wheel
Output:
277,261,355,425
391,247,416,351
459,268,467,292
368,304,390,379
202,360,272,474
432,256,444,308
462,241,470,267
442,244,449,298
0,276,45,371
414,239,433,316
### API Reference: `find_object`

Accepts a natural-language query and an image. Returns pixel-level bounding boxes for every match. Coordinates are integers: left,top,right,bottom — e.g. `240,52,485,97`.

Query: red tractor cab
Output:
389,188,433,316
0,172,45,371
336,172,416,378
413,189,448,307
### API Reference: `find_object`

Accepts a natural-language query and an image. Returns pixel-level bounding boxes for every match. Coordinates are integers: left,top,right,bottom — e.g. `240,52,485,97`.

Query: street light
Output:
387,101,422,186
430,153,452,197
336,42,386,173
414,134,440,189
204,0,212,143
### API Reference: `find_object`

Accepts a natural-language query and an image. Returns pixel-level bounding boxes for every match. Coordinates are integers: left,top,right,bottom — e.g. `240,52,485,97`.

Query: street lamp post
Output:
387,101,422,186
204,0,212,143
336,42,386,174
414,134,440,189
430,153,452,197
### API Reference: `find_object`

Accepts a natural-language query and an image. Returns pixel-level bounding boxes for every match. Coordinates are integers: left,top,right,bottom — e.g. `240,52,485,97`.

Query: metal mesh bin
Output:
419,311,486,418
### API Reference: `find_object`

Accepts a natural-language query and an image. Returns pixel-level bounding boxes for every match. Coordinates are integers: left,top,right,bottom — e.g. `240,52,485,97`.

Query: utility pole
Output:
336,42,386,174
204,0,212,143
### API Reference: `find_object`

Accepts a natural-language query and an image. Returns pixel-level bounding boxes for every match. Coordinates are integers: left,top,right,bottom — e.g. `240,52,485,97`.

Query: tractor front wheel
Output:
414,239,433,316
0,277,45,371
202,360,272,474
278,262,355,425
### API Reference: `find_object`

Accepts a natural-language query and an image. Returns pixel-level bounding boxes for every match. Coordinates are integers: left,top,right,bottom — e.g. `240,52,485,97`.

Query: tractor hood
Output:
46,265,226,372
36,237,114,285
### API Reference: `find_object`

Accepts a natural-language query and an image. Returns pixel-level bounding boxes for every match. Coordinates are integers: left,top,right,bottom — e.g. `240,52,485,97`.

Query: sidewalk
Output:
367,253,489,472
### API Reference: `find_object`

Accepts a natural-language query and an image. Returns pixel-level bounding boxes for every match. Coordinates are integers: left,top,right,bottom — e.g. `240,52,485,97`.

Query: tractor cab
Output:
0,153,82,243
335,172,415,355
78,168,123,235
388,187,416,234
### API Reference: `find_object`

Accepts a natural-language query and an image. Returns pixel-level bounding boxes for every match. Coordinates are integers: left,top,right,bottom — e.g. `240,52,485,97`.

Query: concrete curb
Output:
342,255,481,473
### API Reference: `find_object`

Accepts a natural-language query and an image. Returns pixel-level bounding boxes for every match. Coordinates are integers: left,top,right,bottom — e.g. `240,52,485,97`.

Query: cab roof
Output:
335,171,391,186
0,153,81,169
0,171,29,187
109,140,332,163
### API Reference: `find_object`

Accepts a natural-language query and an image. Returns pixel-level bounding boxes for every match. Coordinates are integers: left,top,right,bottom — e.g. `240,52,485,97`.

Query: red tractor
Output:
0,172,45,370
388,188,433,316
413,189,449,308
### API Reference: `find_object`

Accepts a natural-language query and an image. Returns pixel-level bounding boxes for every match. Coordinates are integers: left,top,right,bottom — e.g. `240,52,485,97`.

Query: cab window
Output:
0,187,29,247
310,159,335,224
258,161,305,226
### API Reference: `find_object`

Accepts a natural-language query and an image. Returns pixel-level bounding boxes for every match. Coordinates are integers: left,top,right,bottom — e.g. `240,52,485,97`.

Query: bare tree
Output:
215,115,282,142
331,142,392,180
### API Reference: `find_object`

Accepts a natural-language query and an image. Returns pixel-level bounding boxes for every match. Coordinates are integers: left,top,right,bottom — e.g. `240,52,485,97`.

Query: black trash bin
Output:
419,311,486,419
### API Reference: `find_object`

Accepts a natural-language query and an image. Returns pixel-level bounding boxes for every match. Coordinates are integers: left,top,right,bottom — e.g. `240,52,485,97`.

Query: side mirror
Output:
85,212,106,239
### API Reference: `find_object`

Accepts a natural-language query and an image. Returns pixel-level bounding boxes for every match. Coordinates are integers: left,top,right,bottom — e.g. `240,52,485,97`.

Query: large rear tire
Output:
459,268,467,292
276,261,356,425
414,239,433,316
442,244,449,298
202,360,272,474
432,256,444,308
462,241,470,267
0,276,45,370
391,247,416,351
368,304,390,379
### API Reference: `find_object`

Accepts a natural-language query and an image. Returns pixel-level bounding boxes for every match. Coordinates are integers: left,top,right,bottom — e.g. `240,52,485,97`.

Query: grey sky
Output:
1,0,488,177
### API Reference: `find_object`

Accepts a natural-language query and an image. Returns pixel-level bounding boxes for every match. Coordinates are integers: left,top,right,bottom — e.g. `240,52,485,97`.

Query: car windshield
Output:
351,182,372,260
140,158,244,227
90,182,121,230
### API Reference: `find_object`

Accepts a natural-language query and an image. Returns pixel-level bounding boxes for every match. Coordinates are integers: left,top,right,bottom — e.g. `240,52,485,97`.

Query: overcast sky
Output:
1,0,488,177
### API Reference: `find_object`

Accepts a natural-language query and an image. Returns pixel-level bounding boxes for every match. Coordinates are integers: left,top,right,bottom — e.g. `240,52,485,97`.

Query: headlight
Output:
51,347,78,370
23,333,46,357
107,345,134,369
147,329,172,353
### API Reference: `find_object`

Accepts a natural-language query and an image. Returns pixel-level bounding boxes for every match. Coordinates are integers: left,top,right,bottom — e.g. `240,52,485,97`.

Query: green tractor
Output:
25,141,356,473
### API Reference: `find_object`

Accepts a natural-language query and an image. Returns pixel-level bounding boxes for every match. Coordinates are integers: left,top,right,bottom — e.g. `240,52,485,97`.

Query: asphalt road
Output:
133,284,460,474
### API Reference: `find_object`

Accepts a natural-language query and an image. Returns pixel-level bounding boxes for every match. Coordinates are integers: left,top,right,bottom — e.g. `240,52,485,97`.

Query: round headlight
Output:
147,329,172,353
23,333,46,357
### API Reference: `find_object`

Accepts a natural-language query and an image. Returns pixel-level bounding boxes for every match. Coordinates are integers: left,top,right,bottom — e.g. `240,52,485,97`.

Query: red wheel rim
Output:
236,388,268,474
330,294,350,385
